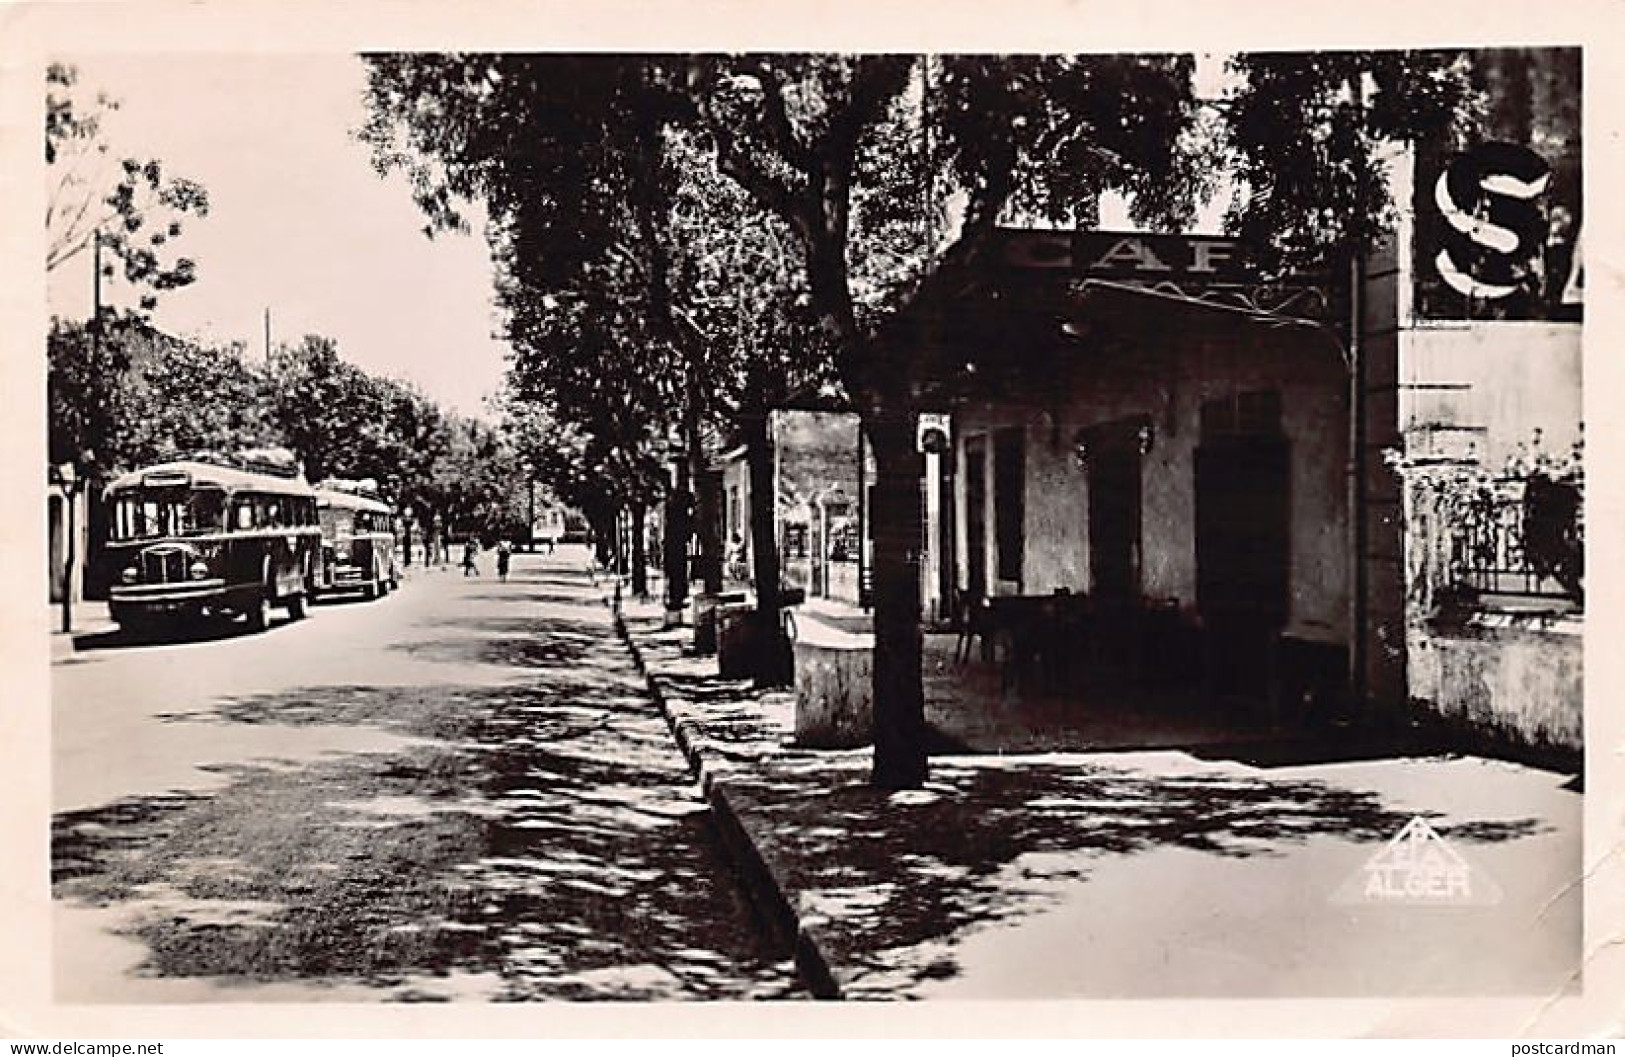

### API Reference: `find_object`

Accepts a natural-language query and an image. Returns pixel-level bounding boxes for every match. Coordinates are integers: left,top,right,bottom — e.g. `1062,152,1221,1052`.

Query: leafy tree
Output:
264,334,392,483
47,63,212,489
417,415,527,542
372,378,454,530
362,55,692,600
122,337,279,465
685,52,1470,785
47,313,146,472
1218,51,1477,272
681,55,1210,785
49,314,276,477
363,55,835,668
362,51,1477,789
663,128,837,674
46,63,211,312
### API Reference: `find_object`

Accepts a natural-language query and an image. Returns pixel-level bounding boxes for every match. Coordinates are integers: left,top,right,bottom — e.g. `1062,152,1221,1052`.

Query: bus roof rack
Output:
184,447,304,479
316,476,382,497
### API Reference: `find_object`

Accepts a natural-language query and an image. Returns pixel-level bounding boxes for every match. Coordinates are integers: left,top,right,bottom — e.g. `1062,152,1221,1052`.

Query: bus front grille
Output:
142,549,187,584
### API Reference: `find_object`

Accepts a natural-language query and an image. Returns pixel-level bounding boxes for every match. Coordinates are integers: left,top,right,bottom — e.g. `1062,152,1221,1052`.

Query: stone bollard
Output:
716,602,759,679
694,590,749,656
791,618,874,748
692,593,721,655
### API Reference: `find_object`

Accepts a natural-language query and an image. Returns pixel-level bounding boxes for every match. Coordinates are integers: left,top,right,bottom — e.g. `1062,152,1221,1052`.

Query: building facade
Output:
715,409,879,608
1384,47,1583,759
945,229,1355,711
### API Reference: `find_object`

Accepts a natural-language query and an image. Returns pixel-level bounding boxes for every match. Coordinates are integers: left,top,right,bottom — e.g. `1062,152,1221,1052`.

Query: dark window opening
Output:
1201,389,1283,440
965,438,987,597
994,427,1025,584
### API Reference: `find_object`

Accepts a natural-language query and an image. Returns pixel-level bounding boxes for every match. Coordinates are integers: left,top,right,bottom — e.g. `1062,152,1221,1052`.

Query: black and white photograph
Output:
3,1,1620,1040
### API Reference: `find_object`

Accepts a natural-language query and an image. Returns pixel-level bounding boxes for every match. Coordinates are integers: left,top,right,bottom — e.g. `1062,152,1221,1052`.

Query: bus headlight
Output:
189,560,210,580
121,567,138,584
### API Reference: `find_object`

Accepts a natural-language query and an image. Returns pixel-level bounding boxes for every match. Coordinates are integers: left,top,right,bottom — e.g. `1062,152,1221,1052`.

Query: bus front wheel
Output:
245,590,272,632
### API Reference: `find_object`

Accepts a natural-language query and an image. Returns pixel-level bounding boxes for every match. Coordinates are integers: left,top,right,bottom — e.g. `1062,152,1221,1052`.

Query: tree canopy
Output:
46,63,211,312
360,49,1479,788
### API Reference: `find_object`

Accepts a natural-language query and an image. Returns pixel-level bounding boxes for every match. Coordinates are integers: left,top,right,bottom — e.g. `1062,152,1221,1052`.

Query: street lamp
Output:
400,505,416,568
53,459,86,635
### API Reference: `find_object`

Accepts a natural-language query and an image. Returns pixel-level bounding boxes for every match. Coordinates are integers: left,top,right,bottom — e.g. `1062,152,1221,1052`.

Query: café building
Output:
937,228,1372,714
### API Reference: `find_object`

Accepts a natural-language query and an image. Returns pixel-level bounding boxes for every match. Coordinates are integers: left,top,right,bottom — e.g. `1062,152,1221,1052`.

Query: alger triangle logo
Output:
1331,816,1504,906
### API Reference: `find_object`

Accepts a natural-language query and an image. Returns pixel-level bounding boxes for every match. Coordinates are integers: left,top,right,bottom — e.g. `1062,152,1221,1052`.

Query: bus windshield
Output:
111,487,226,541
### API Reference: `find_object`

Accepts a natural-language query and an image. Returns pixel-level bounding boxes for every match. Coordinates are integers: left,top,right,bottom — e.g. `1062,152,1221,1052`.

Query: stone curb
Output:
588,563,844,1000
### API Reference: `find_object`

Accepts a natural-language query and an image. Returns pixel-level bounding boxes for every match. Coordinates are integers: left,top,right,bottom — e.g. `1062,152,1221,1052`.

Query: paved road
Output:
51,547,799,1002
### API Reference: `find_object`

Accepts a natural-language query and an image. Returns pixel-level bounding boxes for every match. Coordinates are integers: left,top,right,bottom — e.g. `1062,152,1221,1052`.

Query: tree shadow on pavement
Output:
68,615,285,654
55,672,801,1001
623,610,1557,999
391,631,602,671
457,587,600,606
723,750,1553,997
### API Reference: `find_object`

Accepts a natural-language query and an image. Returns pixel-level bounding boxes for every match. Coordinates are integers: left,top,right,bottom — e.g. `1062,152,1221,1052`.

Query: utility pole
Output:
264,307,272,363
60,229,104,634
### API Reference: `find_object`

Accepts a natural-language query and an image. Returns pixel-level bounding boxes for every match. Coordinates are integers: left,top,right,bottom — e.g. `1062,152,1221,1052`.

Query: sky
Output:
46,53,510,419
41,51,1238,420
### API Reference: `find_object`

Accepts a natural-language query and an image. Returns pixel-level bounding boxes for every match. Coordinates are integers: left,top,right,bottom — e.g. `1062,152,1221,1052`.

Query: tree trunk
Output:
742,407,790,687
664,364,703,616
864,410,929,789
631,503,649,599
693,440,723,596
663,476,692,617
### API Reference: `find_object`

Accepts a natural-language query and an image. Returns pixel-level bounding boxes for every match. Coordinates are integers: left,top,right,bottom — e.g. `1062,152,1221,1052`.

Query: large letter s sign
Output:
1434,142,1551,300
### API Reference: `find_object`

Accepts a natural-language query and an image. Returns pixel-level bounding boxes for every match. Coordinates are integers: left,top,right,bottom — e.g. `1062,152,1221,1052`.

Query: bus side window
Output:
235,501,254,531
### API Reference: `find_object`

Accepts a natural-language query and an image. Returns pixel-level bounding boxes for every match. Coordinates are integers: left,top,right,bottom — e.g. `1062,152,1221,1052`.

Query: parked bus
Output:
314,482,399,600
94,451,320,633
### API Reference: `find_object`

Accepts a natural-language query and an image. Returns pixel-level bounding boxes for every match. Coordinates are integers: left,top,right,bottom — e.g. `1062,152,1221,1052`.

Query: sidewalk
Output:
604,576,1583,1005
48,600,117,658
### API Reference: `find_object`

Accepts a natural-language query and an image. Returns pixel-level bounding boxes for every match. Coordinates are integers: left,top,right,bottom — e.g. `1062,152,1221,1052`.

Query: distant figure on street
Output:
462,539,480,577
496,539,513,582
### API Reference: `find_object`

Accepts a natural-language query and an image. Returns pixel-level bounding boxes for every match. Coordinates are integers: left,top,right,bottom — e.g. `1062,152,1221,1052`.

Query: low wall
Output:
791,617,873,748
1407,612,1582,758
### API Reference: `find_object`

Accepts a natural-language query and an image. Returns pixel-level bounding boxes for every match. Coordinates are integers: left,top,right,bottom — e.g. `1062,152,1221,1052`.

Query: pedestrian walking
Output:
496,539,513,582
462,538,481,577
